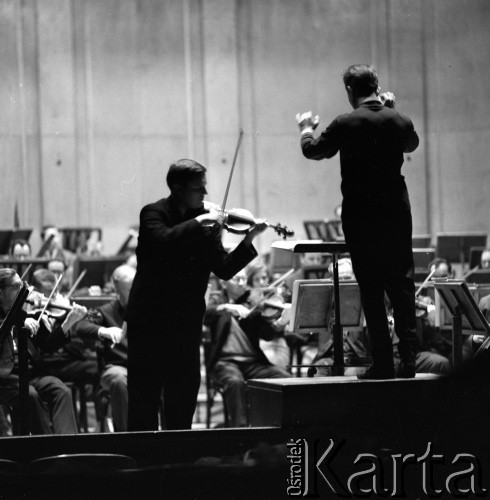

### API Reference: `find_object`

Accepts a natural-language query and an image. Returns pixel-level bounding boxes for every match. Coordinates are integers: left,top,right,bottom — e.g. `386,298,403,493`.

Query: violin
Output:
25,292,98,323
203,201,294,239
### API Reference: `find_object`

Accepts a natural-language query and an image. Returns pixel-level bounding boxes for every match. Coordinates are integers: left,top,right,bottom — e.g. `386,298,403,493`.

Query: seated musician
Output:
283,252,327,301
30,269,99,392
428,257,454,278
75,265,133,432
38,225,76,296
204,269,291,427
247,263,291,370
0,268,84,434
9,239,32,261
480,249,490,269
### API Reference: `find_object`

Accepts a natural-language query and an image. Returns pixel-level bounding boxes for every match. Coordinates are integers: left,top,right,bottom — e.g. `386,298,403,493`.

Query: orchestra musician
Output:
204,269,291,427
480,248,490,269
75,265,135,432
9,239,32,261
29,269,99,393
125,159,267,431
297,63,420,379
247,263,291,370
0,268,84,434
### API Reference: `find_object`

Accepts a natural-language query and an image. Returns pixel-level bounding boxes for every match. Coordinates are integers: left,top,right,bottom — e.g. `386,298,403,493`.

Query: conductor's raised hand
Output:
380,91,396,109
296,111,320,133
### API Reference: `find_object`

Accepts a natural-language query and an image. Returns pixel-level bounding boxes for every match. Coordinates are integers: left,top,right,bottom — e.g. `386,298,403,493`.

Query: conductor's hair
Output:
166,159,207,192
342,64,379,98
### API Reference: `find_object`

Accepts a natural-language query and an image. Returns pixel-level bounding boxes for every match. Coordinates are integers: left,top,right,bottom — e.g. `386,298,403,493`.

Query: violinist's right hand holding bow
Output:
61,304,88,335
24,317,41,337
217,303,250,320
195,205,225,227
98,326,125,347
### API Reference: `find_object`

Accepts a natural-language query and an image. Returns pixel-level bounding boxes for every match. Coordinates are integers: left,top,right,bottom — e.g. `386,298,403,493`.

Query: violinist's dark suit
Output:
301,100,420,376
125,196,257,430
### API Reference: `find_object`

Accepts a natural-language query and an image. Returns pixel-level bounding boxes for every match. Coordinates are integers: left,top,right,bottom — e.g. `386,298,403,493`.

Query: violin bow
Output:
220,129,244,215
66,269,87,300
247,267,296,314
415,269,436,298
462,265,479,280
20,264,33,281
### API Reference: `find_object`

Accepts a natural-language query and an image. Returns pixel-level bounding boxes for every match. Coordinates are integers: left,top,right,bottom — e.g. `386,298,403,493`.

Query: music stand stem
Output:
452,305,463,371
17,327,30,434
331,252,345,375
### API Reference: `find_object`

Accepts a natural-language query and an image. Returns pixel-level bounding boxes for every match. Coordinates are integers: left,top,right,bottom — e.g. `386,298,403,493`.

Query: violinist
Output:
29,269,99,395
204,269,291,427
75,265,135,432
125,159,266,431
247,264,291,370
0,268,80,434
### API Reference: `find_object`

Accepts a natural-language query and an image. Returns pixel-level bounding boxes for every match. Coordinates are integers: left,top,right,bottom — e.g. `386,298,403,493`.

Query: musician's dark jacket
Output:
125,196,257,336
0,308,69,378
75,299,127,366
203,294,278,373
301,100,419,213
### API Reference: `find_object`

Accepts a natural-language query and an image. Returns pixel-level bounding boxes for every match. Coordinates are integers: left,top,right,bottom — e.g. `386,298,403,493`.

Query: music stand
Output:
0,258,50,283
0,230,13,255
436,232,488,268
469,247,486,269
412,234,432,248
72,256,127,288
303,220,328,240
12,228,32,243
433,279,490,370
272,240,348,375
413,248,436,270
464,270,490,285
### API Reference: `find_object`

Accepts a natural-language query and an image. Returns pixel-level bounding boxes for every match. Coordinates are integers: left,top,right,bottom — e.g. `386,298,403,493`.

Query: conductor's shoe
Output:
396,362,416,379
357,365,395,380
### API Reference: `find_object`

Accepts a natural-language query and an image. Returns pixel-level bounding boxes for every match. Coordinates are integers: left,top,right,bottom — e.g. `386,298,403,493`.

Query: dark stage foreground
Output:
1,359,490,499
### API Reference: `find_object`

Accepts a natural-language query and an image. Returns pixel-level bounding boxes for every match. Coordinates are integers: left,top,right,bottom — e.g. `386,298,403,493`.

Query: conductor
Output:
125,159,266,430
296,64,420,379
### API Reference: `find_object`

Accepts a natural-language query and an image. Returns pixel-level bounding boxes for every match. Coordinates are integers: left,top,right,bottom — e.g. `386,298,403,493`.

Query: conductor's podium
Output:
247,374,444,430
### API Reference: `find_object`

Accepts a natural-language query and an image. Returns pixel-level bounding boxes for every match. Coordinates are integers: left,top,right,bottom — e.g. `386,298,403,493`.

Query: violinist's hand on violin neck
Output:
244,219,268,243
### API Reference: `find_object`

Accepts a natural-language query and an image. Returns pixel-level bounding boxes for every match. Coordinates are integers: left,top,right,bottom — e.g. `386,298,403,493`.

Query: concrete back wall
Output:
0,0,489,254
